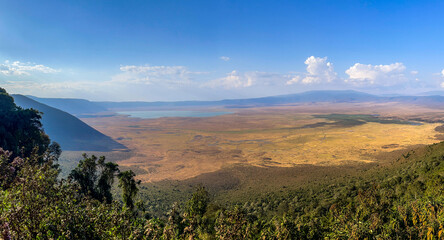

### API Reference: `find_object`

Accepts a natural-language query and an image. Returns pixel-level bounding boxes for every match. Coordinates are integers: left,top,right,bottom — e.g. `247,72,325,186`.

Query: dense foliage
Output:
0,88,49,158
0,149,144,239
2,87,444,239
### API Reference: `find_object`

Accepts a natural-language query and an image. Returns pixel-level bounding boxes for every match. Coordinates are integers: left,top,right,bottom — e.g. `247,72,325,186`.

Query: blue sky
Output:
1,0,444,101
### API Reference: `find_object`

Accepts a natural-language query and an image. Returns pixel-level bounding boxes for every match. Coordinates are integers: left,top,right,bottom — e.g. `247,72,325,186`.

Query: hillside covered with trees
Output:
1,86,444,239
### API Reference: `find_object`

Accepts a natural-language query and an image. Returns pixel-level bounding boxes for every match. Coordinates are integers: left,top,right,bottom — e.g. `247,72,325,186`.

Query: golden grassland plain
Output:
80,102,444,183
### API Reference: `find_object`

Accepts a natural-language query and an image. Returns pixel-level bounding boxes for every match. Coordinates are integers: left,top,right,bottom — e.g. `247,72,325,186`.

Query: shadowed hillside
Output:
12,94,126,151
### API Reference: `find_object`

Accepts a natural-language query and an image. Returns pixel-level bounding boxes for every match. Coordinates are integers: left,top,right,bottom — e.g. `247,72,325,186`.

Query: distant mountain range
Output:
418,91,444,96
24,90,444,115
94,90,380,110
90,90,444,111
12,94,126,152
27,95,107,115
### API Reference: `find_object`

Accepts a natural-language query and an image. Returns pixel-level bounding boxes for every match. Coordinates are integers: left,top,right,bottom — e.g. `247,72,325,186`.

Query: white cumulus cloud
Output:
286,75,301,85
0,60,59,76
220,56,230,61
439,69,444,88
345,62,406,85
204,70,253,89
203,70,298,89
301,56,337,84
112,65,203,86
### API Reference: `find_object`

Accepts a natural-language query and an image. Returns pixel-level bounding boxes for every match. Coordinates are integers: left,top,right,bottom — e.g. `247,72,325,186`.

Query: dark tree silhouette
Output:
69,154,119,203
97,158,119,203
118,170,140,210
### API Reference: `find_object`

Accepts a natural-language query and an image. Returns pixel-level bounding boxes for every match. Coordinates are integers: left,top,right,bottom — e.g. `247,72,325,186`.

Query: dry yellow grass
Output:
82,102,444,182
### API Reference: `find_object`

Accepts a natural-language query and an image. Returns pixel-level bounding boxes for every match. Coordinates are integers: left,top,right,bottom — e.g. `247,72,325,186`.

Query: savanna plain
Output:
57,101,444,216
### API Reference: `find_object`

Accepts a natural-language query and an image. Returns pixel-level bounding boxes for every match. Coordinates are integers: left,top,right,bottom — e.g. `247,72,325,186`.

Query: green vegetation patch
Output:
310,113,421,128
435,124,444,133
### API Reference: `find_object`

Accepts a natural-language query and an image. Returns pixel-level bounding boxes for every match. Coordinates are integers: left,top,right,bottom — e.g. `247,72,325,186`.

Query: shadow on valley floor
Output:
136,144,425,218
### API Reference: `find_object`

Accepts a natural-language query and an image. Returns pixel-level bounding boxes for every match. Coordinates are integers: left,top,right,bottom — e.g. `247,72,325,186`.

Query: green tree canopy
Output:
69,154,119,203
0,88,50,158
118,170,140,210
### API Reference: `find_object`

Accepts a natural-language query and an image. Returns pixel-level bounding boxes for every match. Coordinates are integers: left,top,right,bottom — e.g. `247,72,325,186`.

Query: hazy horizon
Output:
17,89,444,103
2,0,444,101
